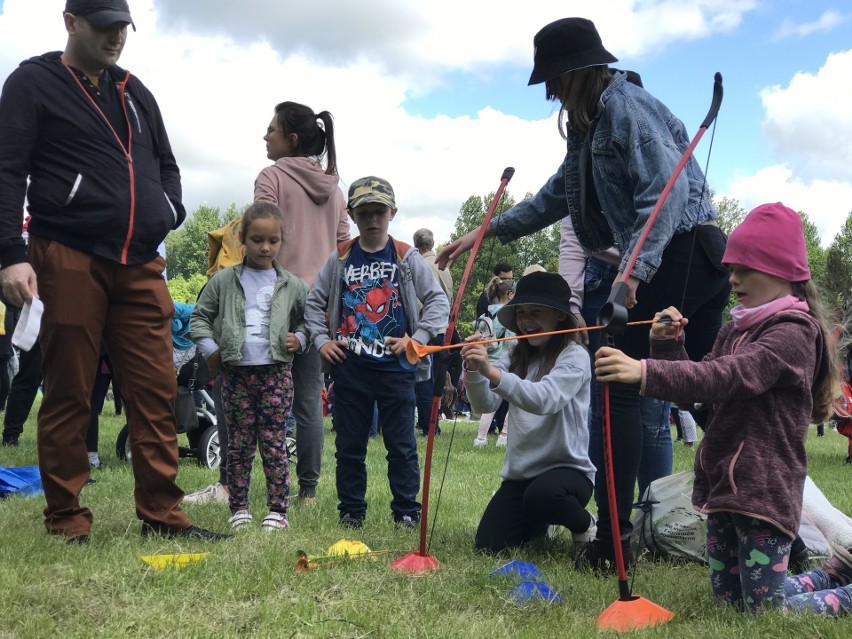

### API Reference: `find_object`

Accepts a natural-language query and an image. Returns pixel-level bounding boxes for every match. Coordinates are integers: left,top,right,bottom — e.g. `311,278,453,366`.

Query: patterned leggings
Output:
707,512,852,615
222,363,293,514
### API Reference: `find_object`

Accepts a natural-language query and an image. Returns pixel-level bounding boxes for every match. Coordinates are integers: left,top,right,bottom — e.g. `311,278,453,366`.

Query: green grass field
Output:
0,408,850,638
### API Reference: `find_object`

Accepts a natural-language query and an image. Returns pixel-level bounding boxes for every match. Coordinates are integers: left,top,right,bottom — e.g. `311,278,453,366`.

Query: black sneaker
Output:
141,522,233,541
393,514,420,529
339,513,364,529
1,435,19,447
574,538,634,574
67,534,89,545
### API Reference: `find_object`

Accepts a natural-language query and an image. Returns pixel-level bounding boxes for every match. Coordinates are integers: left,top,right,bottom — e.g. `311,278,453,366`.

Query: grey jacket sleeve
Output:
305,252,336,350
407,249,450,344
188,276,220,343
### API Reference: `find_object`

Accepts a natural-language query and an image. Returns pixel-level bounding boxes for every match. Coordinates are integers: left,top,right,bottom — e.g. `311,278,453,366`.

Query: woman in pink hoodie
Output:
254,101,350,504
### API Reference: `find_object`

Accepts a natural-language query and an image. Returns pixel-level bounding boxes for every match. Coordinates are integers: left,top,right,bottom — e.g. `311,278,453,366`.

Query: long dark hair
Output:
791,280,840,423
274,101,338,175
545,65,612,135
508,311,578,380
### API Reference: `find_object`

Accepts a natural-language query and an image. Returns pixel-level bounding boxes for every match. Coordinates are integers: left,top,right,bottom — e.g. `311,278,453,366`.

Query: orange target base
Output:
389,551,441,574
596,596,674,632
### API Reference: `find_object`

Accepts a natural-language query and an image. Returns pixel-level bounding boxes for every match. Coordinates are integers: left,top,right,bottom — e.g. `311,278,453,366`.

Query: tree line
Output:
164,194,852,331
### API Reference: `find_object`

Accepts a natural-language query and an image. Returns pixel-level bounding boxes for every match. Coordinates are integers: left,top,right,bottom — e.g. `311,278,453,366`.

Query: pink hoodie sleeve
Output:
558,219,585,314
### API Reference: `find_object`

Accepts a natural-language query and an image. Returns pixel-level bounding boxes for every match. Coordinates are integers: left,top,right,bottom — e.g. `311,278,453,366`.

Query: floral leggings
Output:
222,363,293,514
707,512,852,615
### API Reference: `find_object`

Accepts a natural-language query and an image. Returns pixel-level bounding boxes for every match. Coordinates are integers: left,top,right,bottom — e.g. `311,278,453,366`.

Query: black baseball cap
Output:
65,0,136,31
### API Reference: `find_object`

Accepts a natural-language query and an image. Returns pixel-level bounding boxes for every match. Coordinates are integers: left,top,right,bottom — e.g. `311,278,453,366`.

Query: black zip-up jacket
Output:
0,51,186,266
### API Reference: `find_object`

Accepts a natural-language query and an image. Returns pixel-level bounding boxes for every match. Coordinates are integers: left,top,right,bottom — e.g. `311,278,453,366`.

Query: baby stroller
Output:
115,348,221,468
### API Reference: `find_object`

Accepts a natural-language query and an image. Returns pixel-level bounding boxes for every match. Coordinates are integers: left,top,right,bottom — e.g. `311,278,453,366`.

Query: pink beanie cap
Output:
722,202,811,282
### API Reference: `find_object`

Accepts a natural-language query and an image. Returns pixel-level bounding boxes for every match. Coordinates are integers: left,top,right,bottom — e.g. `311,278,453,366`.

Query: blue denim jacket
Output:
492,70,716,282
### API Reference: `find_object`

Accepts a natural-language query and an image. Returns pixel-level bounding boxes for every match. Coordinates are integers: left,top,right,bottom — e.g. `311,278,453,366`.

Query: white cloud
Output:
723,48,852,246
0,0,770,248
773,9,847,41
726,165,852,246
759,50,852,184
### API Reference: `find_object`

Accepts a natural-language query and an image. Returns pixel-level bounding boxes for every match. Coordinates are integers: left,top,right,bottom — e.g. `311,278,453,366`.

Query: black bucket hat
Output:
496,272,576,334
528,17,617,86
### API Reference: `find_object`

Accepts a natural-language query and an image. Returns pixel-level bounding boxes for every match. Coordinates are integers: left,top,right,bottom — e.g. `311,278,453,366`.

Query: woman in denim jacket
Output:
439,17,730,571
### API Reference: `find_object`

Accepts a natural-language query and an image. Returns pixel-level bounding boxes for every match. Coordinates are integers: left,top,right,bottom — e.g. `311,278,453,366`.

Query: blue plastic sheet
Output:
0,466,43,498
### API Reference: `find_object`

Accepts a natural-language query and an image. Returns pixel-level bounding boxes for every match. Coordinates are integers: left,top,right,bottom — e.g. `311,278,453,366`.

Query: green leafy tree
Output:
165,203,245,280
166,273,208,303
447,191,559,334
714,195,746,236
821,212,852,311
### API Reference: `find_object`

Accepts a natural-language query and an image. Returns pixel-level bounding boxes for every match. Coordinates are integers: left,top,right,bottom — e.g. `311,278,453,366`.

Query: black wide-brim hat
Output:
528,17,617,85
496,272,576,334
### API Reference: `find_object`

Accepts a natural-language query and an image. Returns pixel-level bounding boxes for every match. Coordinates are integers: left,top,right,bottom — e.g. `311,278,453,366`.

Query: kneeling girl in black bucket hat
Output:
462,272,596,553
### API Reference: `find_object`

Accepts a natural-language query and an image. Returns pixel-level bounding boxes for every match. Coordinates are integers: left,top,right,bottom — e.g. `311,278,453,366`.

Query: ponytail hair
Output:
274,101,338,175
791,279,840,423
486,275,513,304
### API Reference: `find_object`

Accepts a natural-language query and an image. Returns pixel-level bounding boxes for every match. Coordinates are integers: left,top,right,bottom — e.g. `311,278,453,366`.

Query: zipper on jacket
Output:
61,63,136,265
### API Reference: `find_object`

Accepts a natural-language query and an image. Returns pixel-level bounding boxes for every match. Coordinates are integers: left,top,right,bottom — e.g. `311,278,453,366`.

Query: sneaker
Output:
141,522,233,540
394,514,420,529
339,513,364,529
574,538,634,574
182,482,229,505
473,436,488,447
572,514,597,547
88,452,101,469
261,512,289,532
67,534,90,545
1,435,19,447
496,434,508,447
823,544,852,586
228,510,253,530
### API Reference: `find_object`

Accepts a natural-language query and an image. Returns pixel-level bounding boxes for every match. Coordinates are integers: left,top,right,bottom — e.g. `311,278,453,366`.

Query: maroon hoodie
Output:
642,310,831,539
254,156,349,286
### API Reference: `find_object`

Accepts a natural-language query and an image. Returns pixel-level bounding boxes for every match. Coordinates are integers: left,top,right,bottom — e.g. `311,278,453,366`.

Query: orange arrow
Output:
404,318,662,365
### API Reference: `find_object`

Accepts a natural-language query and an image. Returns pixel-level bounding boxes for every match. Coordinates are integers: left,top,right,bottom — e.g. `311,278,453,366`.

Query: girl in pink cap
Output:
595,202,852,615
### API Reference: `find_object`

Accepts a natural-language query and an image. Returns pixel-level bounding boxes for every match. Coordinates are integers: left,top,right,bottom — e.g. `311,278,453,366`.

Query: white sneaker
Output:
262,511,289,532
572,513,597,546
496,434,508,447
473,436,488,447
183,482,229,505
228,509,252,530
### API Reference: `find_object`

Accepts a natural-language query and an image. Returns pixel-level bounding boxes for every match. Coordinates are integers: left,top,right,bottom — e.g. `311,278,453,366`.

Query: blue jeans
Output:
331,356,420,520
582,258,673,506
589,227,730,541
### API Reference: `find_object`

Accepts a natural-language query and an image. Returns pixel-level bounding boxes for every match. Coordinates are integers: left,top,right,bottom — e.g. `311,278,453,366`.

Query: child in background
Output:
463,272,596,553
595,203,850,615
305,176,449,529
190,202,308,532
472,275,515,447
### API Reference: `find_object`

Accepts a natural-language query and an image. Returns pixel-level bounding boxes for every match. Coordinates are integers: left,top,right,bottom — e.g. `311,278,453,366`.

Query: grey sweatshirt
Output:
465,342,596,483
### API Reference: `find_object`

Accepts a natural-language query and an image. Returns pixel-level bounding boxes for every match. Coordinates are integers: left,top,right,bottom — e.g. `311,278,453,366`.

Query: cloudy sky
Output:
0,0,849,247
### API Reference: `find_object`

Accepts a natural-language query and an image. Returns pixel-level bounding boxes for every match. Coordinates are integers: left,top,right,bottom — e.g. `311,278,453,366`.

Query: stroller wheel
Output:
286,436,297,459
115,424,132,462
197,425,220,469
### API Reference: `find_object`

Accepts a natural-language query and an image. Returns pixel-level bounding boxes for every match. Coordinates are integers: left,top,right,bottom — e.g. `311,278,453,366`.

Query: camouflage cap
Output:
347,176,396,210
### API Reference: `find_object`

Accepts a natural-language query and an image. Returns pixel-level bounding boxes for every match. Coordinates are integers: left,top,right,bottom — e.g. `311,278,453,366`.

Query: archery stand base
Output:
596,595,674,632
390,551,441,574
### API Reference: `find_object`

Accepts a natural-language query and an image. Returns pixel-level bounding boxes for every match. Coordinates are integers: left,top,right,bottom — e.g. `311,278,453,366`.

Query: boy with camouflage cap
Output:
305,176,449,528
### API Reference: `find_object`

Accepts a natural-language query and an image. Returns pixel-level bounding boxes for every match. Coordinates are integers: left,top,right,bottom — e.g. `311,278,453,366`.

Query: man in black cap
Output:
0,1,230,543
